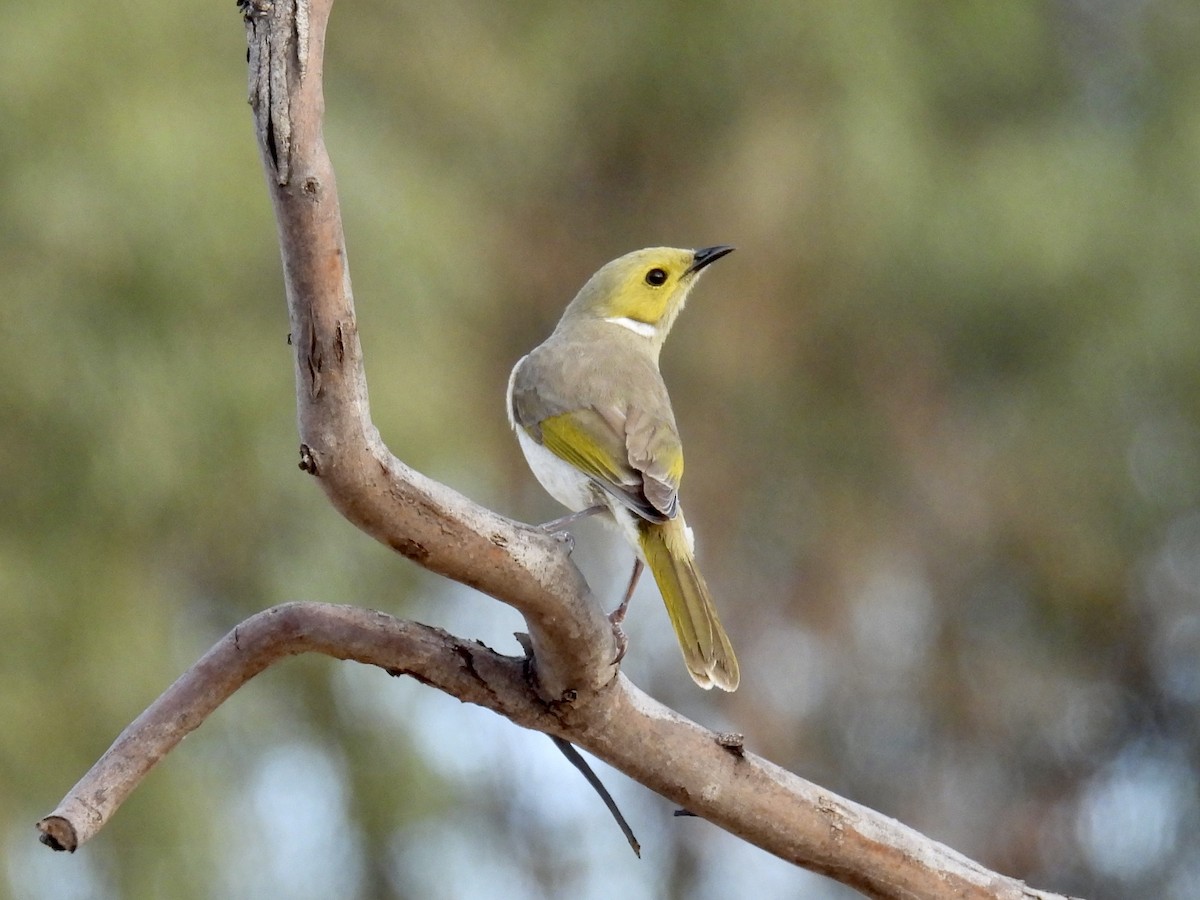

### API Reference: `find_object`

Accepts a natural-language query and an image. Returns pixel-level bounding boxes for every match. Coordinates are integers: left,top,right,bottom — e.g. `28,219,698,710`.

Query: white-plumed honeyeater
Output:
507,246,739,691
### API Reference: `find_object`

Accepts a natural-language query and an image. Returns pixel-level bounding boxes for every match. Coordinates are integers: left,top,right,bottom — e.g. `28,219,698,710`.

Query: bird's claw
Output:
609,616,629,665
544,528,575,553
606,557,640,665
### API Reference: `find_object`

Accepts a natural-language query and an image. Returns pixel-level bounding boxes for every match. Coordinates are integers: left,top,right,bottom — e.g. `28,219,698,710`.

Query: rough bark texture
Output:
38,3,1073,898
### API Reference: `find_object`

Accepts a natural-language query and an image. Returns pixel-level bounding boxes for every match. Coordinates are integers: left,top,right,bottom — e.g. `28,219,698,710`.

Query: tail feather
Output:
638,517,739,691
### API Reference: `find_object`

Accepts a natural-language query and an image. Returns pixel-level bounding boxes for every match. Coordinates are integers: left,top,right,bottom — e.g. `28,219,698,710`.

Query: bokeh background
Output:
4,2,1200,898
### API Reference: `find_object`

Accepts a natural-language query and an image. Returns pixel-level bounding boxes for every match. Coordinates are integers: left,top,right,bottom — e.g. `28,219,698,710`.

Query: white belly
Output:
514,425,597,512
508,355,596,512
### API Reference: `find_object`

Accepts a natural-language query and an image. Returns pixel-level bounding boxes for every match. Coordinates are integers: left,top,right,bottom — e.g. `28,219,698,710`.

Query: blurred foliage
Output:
3,1,1200,898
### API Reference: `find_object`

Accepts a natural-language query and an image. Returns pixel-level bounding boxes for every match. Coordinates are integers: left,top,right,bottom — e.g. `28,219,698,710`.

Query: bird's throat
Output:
603,316,657,339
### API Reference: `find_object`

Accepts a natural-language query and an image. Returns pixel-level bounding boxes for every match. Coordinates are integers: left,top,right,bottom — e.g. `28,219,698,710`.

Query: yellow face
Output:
589,247,701,325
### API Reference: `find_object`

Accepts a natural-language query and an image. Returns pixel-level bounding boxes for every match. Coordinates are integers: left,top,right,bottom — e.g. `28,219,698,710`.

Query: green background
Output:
3,3,1199,898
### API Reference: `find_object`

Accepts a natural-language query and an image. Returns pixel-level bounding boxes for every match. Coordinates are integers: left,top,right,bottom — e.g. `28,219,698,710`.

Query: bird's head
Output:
559,245,734,344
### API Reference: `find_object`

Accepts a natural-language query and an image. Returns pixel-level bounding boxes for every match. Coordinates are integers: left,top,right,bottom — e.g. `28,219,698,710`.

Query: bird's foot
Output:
548,530,575,553
539,505,606,533
609,590,632,628
539,505,606,554
607,558,642,665
609,616,629,665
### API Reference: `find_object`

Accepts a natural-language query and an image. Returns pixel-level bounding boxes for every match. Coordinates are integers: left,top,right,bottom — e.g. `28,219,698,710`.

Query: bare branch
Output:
241,0,614,703
39,604,502,851
38,2,1076,898
39,603,1065,899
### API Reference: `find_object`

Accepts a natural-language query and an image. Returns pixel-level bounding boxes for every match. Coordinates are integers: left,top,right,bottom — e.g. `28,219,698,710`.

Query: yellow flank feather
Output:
663,444,685,485
638,517,739,691
538,413,629,487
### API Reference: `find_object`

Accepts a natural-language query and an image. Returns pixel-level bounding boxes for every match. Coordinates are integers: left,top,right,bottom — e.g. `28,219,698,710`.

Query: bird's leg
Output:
539,504,606,533
610,558,643,625
608,558,644,664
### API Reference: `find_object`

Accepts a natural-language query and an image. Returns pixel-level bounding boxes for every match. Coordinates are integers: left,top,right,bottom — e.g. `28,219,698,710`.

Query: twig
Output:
550,736,641,858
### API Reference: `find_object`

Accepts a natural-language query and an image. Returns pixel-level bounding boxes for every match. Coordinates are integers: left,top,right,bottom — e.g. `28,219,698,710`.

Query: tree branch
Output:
241,0,613,703
37,2,1073,898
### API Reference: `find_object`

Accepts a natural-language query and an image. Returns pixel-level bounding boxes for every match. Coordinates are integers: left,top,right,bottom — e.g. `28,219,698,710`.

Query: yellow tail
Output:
638,517,739,691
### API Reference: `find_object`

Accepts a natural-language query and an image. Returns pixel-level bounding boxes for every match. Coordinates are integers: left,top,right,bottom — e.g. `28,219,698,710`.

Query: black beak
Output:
685,245,735,276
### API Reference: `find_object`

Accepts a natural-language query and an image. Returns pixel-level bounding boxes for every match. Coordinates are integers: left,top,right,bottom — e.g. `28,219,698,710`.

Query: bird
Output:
507,245,739,691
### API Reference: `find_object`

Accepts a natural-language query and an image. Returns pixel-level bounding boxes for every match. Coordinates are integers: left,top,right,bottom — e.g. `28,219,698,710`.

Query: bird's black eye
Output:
645,268,668,286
